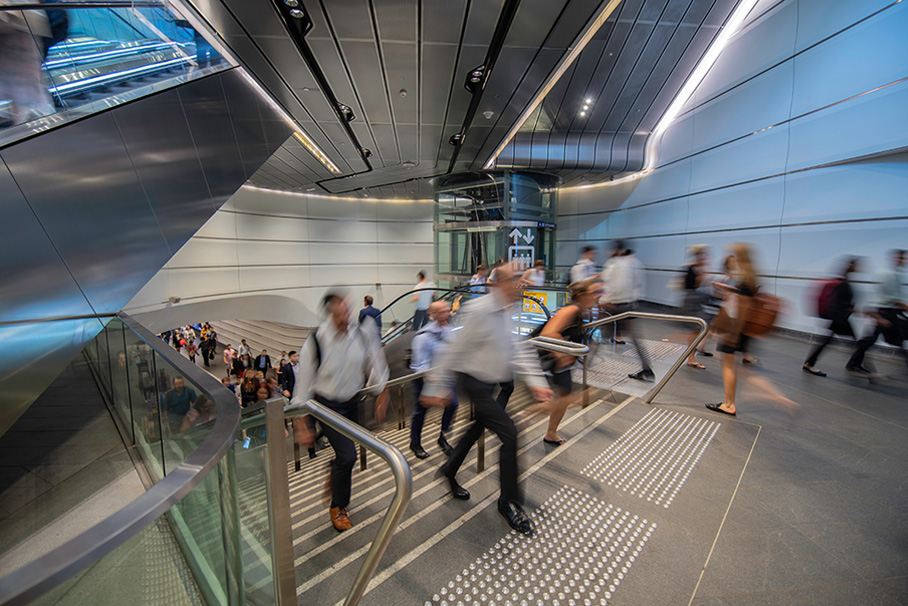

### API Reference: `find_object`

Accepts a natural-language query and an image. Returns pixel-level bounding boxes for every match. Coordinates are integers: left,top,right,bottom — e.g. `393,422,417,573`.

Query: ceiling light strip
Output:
482,0,623,170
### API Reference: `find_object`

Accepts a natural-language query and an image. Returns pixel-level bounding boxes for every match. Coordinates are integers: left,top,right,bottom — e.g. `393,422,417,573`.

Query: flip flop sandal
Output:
686,362,706,369
705,402,736,416
543,437,566,446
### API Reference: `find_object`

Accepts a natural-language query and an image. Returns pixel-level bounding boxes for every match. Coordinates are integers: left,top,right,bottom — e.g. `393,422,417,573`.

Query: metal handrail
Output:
293,400,412,606
583,311,709,403
0,313,241,606
527,336,590,355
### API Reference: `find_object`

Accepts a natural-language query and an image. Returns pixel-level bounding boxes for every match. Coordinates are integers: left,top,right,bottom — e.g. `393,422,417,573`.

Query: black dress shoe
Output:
410,443,429,459
498,500,534,535
446,476,470,500
437,435,453,457
308,447,317,459
628,369,655,382
802,364,827,377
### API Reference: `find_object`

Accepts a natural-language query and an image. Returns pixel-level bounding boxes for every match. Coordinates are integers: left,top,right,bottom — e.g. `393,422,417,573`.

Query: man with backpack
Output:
803,257,861,377
290,292,389,532
409,300,457,459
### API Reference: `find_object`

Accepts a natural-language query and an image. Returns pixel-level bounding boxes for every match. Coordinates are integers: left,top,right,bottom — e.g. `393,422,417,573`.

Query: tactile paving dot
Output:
429,486,656,605
581,409,719,508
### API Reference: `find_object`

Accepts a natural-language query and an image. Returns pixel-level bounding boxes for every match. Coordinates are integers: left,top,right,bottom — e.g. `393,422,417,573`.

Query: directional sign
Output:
509,228,535,245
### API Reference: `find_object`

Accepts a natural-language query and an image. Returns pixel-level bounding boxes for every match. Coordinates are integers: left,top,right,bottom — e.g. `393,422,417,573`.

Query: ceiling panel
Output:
207,0,740,196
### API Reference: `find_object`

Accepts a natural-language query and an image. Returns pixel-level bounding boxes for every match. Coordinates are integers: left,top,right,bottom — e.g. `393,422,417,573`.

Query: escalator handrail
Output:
0,313,241,606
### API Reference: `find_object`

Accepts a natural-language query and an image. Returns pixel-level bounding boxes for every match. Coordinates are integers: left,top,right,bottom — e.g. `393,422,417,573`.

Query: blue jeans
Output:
409,378,458,447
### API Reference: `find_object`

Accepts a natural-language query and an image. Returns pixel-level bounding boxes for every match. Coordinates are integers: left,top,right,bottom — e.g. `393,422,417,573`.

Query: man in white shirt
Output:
238,339,251,358
422,264,553,535
570,246,598,284
291,292,390,532
601,241,653,381
468,265,490,294
410,271,435,330
409,300,457,459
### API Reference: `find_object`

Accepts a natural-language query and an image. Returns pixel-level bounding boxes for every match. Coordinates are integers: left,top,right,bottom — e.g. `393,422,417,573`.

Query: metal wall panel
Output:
0,160,95,323
1,112,171,314
112,88,215,253
177,72,248,206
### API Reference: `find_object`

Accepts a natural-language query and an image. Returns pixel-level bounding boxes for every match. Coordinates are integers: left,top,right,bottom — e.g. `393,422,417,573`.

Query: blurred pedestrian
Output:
422,264,553,535
803,257,861,376
570,246,598,284
521,259,546,287
680,244,712,369
602,241,653,381
359,295,382,334
411,271,435,330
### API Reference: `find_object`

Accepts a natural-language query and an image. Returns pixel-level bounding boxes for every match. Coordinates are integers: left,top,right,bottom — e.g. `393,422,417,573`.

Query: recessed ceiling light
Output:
580,111,586,117
585,98,592,104
583,104,590,110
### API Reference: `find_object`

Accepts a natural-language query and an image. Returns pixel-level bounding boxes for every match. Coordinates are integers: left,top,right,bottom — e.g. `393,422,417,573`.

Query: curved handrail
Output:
289,400,412,606
583,311,709,403
0,314,241,606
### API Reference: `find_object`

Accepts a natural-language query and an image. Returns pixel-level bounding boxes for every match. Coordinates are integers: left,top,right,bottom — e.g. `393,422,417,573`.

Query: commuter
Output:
279,350,289,365
803,257,862,376
706,243,760,416
281,350,317,459
186,340,198,364
521,259,546,287
409,301,457,459
359,295,382,334
254,369,266,382
0,8,55,127
713,255,758,365
265,369,282,398
469,265,490,294
488,259,506,283
221,376,235,394
601,241,653,381
180,394,216,432
238,339,251,358
236,369,258,408
254,349,272,372
199,335,212,367
291,292,389,532
411,271,435,330
232,353,253,379
570,246,598,284
847,249,908,376
539,278,602,445
680,245,712,369
422,264,553,535
161,377,197,433
223,344,235,370
171,331,180,350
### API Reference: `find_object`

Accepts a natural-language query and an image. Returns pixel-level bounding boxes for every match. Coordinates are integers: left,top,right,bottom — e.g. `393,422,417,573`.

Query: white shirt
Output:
290,316,389,405
525,268,545,287
570,258,597,284
414,281,436,310
238,343,251,357
424,289,547,398
410,321,453,373
601,254,644,304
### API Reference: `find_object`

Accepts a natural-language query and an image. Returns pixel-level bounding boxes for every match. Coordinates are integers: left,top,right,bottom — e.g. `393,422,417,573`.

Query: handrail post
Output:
264,399,296,605
644,316,708,404
397,384,405,430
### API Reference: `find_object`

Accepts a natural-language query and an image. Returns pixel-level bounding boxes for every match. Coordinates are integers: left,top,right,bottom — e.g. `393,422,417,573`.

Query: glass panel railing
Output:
0,314,256,605
0,1,233,146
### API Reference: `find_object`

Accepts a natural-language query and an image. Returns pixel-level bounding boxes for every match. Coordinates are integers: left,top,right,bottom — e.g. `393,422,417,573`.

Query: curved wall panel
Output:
556,0,908,334
124,186,434,330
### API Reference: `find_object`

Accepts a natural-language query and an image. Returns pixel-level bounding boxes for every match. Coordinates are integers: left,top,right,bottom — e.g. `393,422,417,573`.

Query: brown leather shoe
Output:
330,507,352,532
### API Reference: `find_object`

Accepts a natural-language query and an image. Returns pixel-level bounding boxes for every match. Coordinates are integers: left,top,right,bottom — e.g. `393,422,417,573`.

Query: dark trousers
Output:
443,374,521,505
413,309,428,331
610,302,652,371
315,395,359,509
410,378,458,447
848,308,908,370
805,313,855,367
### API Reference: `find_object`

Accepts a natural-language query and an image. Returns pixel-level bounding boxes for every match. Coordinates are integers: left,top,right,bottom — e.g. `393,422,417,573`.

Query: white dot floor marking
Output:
428,485,656,606
581,409,720,508
619,340,684,361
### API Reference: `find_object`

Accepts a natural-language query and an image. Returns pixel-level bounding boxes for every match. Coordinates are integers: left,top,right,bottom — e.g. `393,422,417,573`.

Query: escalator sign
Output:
523,291,547,314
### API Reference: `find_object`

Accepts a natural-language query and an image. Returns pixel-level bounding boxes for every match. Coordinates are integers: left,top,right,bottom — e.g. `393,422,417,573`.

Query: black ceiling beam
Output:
445,0,521,174
268,0,373,182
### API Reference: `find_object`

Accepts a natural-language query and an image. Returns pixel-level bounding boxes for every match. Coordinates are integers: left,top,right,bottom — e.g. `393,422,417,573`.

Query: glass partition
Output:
0,1,232,146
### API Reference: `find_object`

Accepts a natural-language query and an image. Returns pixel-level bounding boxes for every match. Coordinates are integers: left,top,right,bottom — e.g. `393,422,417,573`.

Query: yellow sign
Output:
523,290,548,314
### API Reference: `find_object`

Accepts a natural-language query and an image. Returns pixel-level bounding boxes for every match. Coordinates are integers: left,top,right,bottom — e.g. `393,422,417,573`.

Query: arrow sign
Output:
522,229,535,244
509,228,522,245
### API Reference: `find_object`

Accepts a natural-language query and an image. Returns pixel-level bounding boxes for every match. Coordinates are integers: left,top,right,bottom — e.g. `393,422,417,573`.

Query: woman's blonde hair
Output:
569,277,602,301
729,243,757,290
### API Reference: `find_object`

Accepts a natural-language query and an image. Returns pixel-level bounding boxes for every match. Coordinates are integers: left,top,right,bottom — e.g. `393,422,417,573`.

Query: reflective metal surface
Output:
0,313,241,605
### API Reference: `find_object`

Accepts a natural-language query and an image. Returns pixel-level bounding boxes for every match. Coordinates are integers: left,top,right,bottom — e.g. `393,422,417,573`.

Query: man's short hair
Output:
581,245,596,255
418,270,426,280
613,240,625,251
476,264,488,271
288,350,297,356
364,295,373,306
322,291,344,309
